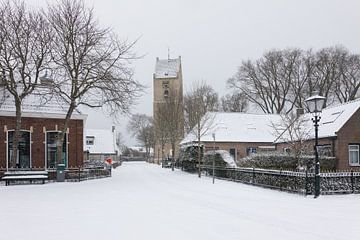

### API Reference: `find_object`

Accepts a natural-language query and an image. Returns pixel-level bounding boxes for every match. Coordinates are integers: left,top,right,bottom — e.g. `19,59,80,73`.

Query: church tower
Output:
153,56,184,163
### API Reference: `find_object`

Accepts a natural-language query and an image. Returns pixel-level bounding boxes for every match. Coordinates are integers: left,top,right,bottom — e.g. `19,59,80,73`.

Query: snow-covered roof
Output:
128,146,154,154
182,99,360,145
0,89,86,120
154,57,181,79
84,129,119,155
272,98,360,143
181,112,282,144
303,98,360,139
205,150,237,167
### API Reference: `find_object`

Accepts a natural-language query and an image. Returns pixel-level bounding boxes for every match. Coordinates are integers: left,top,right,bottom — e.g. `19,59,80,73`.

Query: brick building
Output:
181,99,360,170
275,99,360,170
153,56,184,162
0,91,86,171
181,112,281,161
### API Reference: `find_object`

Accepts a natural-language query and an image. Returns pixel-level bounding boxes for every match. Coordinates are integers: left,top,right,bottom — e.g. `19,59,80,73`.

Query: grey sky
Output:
28,0,360,145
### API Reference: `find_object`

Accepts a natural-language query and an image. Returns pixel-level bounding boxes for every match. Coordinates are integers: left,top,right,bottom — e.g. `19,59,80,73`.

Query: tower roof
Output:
154,57,181,79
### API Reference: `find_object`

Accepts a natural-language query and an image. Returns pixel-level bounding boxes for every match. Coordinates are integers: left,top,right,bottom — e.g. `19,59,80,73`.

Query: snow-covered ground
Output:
1,162,359,240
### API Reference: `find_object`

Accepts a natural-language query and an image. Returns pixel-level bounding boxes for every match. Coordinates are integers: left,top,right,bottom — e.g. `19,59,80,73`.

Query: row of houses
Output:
181,98,360,170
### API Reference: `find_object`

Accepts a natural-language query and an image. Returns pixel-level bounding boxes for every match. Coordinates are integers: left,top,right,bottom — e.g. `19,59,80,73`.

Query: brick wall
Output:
202,141,274,161
337,108,360,170
0,116,84,169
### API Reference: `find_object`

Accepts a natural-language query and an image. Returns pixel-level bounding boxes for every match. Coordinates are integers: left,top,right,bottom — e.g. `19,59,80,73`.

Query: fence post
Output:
305,169,309,196
351,170,354,193
78,167,81,182
252,168,255,185
279,168,282,191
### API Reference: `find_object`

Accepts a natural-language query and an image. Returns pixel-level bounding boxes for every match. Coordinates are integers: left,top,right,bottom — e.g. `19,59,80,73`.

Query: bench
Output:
1,171,48,186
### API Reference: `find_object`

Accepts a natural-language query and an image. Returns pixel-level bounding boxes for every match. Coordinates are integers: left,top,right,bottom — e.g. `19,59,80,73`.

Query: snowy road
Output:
0,162,359,240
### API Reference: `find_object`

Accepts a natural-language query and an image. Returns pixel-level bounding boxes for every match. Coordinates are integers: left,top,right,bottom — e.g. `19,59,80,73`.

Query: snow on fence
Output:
65,167,111,182
200,166,360,195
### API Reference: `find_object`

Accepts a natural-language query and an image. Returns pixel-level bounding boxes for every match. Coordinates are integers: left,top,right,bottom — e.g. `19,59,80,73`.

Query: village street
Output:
0,162,359,240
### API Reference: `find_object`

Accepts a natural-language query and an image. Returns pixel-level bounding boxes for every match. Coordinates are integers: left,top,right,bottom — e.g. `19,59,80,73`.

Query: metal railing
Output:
199,165,360,195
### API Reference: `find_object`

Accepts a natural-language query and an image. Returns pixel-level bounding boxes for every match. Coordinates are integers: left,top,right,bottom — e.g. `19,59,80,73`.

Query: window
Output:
229,148,236,160
7,131,31,169
246,147,257,156
86,136,95,145
46,132,67,169
283,148,291,154
318,144,333,157
162,82,169,88
163,81,169,98
349,145,359,166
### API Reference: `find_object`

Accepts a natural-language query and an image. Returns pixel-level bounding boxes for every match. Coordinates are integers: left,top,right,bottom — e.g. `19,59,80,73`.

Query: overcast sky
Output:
28,0,360,145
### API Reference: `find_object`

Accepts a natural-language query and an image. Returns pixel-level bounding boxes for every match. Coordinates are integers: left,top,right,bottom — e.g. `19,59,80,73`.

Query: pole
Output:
314,115,321,198
212,134,215,184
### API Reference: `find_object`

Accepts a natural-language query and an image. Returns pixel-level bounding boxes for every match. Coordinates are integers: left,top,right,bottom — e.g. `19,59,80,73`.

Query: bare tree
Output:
220,92,248,112
127,114,154,160
46,0,143,165
158,88,184,170
288,49,315,110
0,0,52,168
184,82,216,177
228,46,360,115
228,49,298,114
116,132,125,152
272,112,312,167
335,53,360,102
154,105,169,163
308,46,344,107
184,81,218,133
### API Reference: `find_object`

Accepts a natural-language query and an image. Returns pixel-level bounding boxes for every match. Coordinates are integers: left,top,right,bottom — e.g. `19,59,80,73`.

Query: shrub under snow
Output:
237,152,336,171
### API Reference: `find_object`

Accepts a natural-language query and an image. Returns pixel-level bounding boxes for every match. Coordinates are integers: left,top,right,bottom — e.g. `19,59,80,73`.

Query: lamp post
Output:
212,133,216,184
305,93,326,198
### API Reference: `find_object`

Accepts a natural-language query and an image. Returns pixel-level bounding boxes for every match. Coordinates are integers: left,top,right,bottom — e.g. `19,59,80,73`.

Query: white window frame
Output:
86,136,95,145
349,144,360,166
6,130,32,170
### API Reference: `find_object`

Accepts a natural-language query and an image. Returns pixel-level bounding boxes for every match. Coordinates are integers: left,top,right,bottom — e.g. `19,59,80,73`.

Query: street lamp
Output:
212,133,216,184
305,93,326,198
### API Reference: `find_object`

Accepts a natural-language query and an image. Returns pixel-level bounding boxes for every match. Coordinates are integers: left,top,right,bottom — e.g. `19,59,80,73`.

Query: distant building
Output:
84,127,120,162
0,89,86,171
153,56,184,162
181,112,280,161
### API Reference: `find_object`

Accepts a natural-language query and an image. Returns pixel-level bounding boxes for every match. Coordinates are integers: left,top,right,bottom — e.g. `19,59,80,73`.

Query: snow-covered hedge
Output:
237,152,336,170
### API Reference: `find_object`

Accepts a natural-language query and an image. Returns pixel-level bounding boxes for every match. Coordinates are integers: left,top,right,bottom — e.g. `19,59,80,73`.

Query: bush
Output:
237,152,336,171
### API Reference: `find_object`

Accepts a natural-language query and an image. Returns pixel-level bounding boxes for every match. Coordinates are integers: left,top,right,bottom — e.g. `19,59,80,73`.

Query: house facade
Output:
276,99,360,170
84,127,120,162
0,92,86,171
181,99,360,170
180,112,281,162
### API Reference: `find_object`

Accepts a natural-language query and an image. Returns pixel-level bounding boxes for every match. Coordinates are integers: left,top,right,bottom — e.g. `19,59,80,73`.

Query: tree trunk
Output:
198,125,201,178
11,99,22,169
171,142,175,171
56,103,75,168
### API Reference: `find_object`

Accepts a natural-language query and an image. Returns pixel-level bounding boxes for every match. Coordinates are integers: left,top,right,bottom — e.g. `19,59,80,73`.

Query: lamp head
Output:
305,94,326,113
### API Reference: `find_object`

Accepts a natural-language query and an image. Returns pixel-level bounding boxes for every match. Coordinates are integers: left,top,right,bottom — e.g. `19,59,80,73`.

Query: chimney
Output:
112,126,115,132
296,108,304,118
